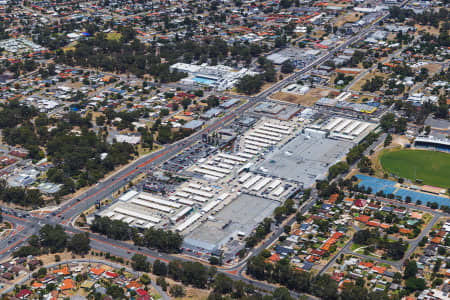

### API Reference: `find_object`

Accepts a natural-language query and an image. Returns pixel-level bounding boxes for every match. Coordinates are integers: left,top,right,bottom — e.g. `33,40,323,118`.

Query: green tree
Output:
170,285,185,297
213,273,233,294
273,287,294,300
106,285,125,299
357,156,372,173
39,224,68,253
384,134,392,147
311,275,338,300
404,260,418,279
131,254,150,272
280,61,295,74
340,283,368,300
236,75,264,95
380,113,395,132
153,259,168,276
68,232,90,255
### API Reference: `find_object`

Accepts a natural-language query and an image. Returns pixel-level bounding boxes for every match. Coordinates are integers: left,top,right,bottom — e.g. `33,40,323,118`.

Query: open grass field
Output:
380,149,450,188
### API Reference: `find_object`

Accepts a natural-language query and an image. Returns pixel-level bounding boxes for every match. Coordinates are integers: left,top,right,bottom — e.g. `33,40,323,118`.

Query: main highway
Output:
0,7,409,296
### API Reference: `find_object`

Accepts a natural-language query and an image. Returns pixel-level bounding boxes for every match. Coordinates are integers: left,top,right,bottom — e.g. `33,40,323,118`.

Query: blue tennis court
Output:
356,174,397,194
356,174,450,207
395,189,450,207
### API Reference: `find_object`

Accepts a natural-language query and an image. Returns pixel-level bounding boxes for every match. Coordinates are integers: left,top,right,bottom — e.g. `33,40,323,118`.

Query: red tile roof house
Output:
16,289,32,299
104,271,118,279
367,202,380,210
366,220,380,227
331,272,345,282
2,272,14,280
353,199,367,208
136,288,148,297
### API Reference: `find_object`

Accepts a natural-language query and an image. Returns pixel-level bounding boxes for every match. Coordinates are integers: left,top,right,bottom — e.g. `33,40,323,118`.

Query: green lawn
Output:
380,149,450,188
350,243,363,251
107,32,122,41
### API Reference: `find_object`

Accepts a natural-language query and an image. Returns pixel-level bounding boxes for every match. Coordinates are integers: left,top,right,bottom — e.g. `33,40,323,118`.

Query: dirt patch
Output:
335,12,362,27
352,71,388,92
415,24,441,35
271,88,331,106
312,30,326,39
37,251,97,266
174,287,210,300
392,135,411,147
422,63,443,74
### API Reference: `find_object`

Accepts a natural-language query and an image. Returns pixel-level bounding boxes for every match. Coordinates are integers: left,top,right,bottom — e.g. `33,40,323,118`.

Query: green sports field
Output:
379,149,450,188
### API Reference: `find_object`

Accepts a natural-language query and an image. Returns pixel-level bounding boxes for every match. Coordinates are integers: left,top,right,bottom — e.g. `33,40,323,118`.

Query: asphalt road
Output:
0,3,417,295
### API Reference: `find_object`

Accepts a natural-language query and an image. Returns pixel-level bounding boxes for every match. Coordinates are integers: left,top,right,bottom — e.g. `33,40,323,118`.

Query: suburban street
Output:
1,0,441,295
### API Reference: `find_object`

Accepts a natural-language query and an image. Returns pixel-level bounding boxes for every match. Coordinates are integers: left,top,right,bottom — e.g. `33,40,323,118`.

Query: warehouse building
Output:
184,194,279,253
254,131,354,188
320,117,375,141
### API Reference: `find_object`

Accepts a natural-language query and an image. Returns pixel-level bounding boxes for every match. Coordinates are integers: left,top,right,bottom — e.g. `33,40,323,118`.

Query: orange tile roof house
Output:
53,266,70,276
267,253,281,263
431,236,442,244
344,197,354,204
371,266,387,274
380,223,391,229
367,220,380,227
356,215,370,223
31,282,44,289
359,261,374,269
90,267,105,276
326,193,339,204
126,281,142,290
320,243,331,251
60,278,74,291
399,228,413,235
331,232,344,239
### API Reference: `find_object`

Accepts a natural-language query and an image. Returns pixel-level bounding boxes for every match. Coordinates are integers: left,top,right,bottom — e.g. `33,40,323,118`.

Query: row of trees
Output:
1,59,38,78
379,113,407,134
90,216,183,253
346,132,379,165
14,225,90,257
131,256,215,289
0,179,43,207
132,255,302,300
236,57,278,95
247,252,389,300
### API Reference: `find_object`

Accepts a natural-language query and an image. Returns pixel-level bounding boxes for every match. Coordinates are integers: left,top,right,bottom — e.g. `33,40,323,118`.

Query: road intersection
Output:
1,3,436,295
